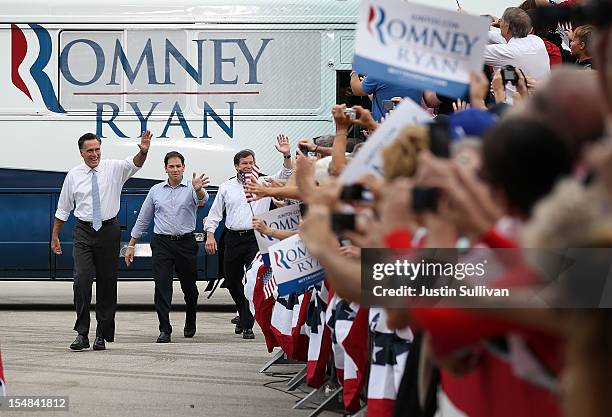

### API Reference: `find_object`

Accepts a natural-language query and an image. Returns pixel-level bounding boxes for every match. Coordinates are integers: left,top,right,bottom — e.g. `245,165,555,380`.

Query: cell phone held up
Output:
501,65,519,86
339,184,373,203
331,213,356,234
382,99,396,111
344,108,357,120
298,144,310,155
412,187,439,213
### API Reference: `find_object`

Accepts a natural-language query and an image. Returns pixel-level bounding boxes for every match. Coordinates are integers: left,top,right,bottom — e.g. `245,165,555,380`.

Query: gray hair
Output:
502,7,532,38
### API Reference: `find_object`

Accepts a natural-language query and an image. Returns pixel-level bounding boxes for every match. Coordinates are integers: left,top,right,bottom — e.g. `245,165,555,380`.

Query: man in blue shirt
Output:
125,151,209,343
350,72,423,122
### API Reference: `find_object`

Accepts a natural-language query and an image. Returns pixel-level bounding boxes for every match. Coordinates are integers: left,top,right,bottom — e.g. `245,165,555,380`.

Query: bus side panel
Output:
0,192,53,278
50,188,221,280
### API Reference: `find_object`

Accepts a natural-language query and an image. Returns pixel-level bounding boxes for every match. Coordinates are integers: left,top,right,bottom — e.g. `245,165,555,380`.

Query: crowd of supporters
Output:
240,1,612,416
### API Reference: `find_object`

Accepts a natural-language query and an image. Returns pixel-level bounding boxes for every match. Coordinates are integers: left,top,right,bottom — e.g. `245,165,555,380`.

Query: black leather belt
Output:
77,217,117,227
227,229,254,236
154,233,193,241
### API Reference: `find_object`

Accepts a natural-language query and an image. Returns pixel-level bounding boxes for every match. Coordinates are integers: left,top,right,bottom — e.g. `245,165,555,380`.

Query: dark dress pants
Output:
72,219,120,342
223,230,258,330
151,234,199,334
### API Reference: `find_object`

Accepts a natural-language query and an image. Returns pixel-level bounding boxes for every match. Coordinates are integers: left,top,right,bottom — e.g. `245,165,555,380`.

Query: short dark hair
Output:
483,116,572,217
164,151,185,167
526,9,557,38
234,149,255,165
502,7,532,38
78,133,101,150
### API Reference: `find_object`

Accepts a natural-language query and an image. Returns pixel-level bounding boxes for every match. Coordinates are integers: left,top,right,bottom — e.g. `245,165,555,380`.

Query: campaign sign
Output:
340,97,431,184
270,234,325,297
255,204,301,264
353,0,490,98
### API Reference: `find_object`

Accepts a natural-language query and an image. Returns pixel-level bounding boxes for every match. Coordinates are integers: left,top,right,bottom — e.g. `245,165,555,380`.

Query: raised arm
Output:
132,130,152,168
350,71,367,96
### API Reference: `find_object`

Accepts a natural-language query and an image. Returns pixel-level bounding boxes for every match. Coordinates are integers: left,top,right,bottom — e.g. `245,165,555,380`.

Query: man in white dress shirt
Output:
484,7,551,101
204,136,292,339
51,131,151,351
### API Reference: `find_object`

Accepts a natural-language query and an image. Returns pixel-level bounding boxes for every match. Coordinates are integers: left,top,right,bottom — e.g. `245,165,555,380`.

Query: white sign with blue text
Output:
339,98,431,184
269,234,325,297
255,204,301,256
353,0,490,98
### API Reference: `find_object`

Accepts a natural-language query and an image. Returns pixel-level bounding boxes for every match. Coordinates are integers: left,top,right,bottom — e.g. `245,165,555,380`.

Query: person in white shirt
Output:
51,131,152,351
204,135,292,339
484,7,551,101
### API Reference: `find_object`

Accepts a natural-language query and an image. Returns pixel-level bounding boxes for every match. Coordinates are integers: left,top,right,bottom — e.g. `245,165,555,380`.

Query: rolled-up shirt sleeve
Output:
203,188,223,234
130,189,155,239
55,173,74,221
193,188,209,205
269,166,293,180
118,156,140,184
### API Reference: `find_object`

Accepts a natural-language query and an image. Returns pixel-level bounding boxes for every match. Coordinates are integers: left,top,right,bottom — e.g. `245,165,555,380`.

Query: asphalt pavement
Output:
0,281,311,417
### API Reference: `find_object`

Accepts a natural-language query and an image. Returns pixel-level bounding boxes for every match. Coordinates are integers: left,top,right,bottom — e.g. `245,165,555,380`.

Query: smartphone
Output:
501,65,519,86
340,184,373,202
331,213,356,233
344,108,357,120
382,100,396,111
412,187,439,212
298,144,310,155
428,120,451,158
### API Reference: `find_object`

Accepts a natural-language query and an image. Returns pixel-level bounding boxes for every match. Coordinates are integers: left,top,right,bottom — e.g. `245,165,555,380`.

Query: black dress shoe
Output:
234,323,243,334
184,327,196,338
69,335,90,351
93,337,106,351
242,329,255,340
230,315,240,325
157,332,171,343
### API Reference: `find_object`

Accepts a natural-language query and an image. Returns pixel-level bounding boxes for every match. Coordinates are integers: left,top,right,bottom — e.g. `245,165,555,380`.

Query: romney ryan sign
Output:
353,0,490,98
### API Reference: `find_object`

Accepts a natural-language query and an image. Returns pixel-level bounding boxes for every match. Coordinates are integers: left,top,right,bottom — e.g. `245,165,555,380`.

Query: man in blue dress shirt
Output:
125,151,209,343
350,72,423,122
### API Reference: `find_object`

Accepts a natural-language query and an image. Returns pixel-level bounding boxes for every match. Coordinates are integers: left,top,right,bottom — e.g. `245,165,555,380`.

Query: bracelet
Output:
336,133,348,137
127,245,135,249
283,154,292,159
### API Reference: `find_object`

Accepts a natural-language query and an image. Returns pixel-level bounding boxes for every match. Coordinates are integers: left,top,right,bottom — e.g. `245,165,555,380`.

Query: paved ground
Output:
0,281,234,309
0,282,311,417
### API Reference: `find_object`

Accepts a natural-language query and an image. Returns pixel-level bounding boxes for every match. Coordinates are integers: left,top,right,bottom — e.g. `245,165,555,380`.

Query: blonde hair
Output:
574,25,594,52
382,125,429,181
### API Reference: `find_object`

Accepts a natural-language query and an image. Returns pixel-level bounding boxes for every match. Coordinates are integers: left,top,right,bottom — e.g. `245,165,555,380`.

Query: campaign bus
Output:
0,0,362,278
0,0,519,279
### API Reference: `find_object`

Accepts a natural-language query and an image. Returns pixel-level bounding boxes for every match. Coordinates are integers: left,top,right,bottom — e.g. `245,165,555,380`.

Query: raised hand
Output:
469,72,490,109
252,217,271,235
491,70,506,104
139,130,152,154
452,99,470,113
332,104,352,132
245,177,267,200
192,172,210,192
275,133,291,156
351,105,378,131
298,138,317,152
